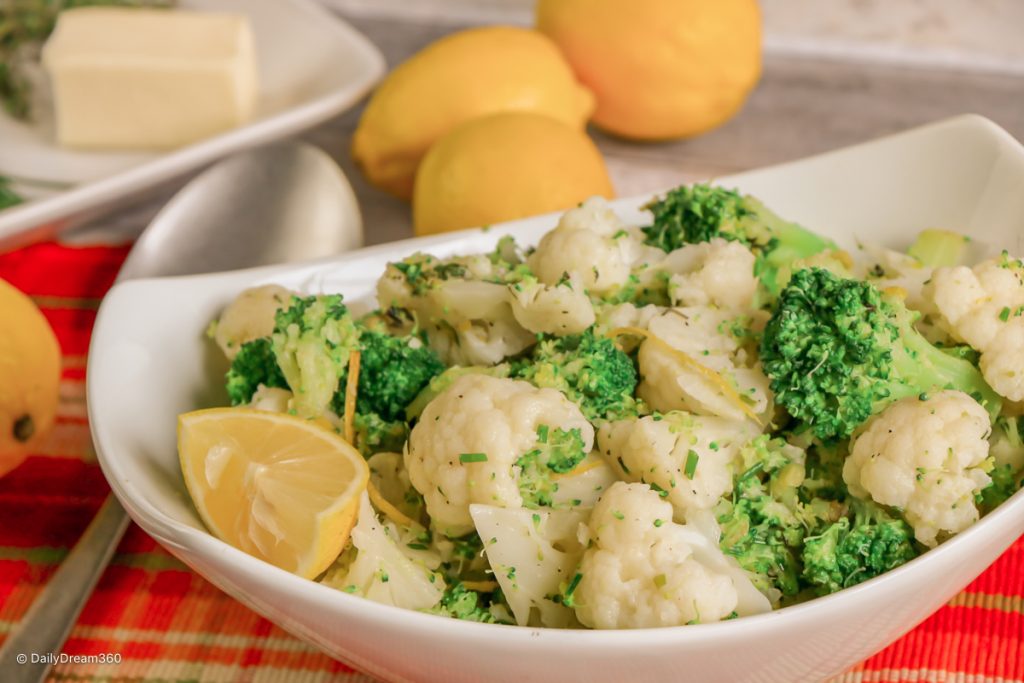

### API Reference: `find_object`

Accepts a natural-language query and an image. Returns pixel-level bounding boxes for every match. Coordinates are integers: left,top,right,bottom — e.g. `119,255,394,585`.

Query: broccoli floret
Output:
352,412,409,456
801,500,918,595
980,416,1024,510
716,438,806,597
760,268,1001,442
517,426,587,508
641,184,836,294
514,330,638,421
224,337,287,405
427,582,497,622
271,294,360,418
345,330,444,422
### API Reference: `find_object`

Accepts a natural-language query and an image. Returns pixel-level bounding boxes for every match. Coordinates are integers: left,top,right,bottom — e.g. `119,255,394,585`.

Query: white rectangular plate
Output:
0,0,384,249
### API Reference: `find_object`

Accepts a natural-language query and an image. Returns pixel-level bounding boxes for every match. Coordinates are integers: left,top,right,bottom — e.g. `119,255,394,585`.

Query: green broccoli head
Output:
347,330,445,422
760,268,1001,442
641,183,836,294
427,582,497,622
271,294,360,418
515,329,639,422
716,437,805,597
224,337,287,405
517,426,587,508
716,435,844,600
980,416,1024,510
801,500,918,595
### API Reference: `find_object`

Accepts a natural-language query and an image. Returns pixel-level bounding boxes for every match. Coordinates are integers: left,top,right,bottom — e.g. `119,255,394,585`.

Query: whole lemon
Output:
413,112,613,236
353,26,595,200
0,279,61,477
536,0,762,140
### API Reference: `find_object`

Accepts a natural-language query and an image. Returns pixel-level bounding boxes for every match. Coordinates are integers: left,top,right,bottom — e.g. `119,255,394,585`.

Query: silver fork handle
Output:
0,495,129,683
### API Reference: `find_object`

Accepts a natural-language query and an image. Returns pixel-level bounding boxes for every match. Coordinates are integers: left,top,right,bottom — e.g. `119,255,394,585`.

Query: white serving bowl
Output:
88,115,1024,683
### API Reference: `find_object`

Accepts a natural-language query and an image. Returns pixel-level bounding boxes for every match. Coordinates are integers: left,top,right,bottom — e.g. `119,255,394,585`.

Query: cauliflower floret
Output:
378,260,535,366
858,244,933,313
213,284,295,360
979,317,1024,401
470,505,586,628
508,279,595,335
660,238,758,311
927,257,1024,349
528,198,633,294
321,494,444,610
593,301,663,334
573,482,770,629
926,256,1024,399
637,308,772,422
598,412,760,520
405,374,594,536
843,390,992,546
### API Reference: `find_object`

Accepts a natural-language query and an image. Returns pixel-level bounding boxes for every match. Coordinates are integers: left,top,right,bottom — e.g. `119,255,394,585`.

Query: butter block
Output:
42,7,258,150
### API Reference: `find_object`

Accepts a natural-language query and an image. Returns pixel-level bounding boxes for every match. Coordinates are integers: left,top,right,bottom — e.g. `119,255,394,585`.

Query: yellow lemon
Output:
413,111,613,236
353,26,594,200
0,279,60,478
536,0,762,140
178,408,370,579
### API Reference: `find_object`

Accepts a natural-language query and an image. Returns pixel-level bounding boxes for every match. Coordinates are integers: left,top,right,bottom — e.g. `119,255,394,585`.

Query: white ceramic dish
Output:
0,0,384,249
88,115,1024,683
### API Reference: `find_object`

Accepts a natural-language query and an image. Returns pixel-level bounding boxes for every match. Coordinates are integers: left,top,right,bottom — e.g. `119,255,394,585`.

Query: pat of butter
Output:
42,7,258,150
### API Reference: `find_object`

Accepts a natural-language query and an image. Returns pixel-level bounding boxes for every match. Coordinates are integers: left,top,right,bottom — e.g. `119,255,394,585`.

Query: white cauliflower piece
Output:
661,238,758,311
377,258,535,366
470,505,586,628
926,256,1024,399
247,385,292,413
528,197,633,294
927,257,1024,349
594,301,663,334
573,482,770,629
598,412,760,520
322,494,444,610
548,454,619,509
405,374,594,536
508,279,595,335
844,390,993,546
638,308,772,422
213,284,295,360
979,317,1024,401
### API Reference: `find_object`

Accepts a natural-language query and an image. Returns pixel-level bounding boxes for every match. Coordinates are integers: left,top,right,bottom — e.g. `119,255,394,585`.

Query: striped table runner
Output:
1,241,1020,683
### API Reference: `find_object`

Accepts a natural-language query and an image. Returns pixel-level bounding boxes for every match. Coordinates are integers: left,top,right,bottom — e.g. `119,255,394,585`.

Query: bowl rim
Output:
87,113,1024,646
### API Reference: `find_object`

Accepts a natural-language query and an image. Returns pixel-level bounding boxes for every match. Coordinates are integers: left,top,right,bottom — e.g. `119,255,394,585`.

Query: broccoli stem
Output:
884,303,1002,419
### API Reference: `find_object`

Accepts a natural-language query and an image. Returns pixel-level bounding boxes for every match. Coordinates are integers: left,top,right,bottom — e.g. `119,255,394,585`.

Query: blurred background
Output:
312,0,1024,243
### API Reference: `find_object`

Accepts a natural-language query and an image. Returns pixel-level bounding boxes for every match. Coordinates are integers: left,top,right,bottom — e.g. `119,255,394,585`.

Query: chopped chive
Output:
999,306,1011,322
460,452,488,463
684,450,700,479
649,482,669,498
612,510,625,520
653,518,664,527
536,424,549,443
407,542,428,550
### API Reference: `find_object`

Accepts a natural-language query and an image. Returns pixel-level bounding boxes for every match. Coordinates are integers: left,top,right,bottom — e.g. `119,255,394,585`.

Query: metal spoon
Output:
0,141,363,683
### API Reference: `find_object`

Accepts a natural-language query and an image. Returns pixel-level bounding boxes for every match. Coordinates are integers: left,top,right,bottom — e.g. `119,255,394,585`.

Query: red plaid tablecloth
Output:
1,241,1021,683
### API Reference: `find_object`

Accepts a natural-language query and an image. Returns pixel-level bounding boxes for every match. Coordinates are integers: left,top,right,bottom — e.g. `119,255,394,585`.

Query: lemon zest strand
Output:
605,326,762,424
367,480,420,529
462,580,499,592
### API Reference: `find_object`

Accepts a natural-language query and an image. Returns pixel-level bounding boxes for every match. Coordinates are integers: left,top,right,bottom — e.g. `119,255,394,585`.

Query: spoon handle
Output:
0,496,129,683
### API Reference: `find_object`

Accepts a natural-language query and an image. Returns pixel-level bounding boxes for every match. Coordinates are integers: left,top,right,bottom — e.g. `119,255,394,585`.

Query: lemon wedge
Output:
178,408,369,579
